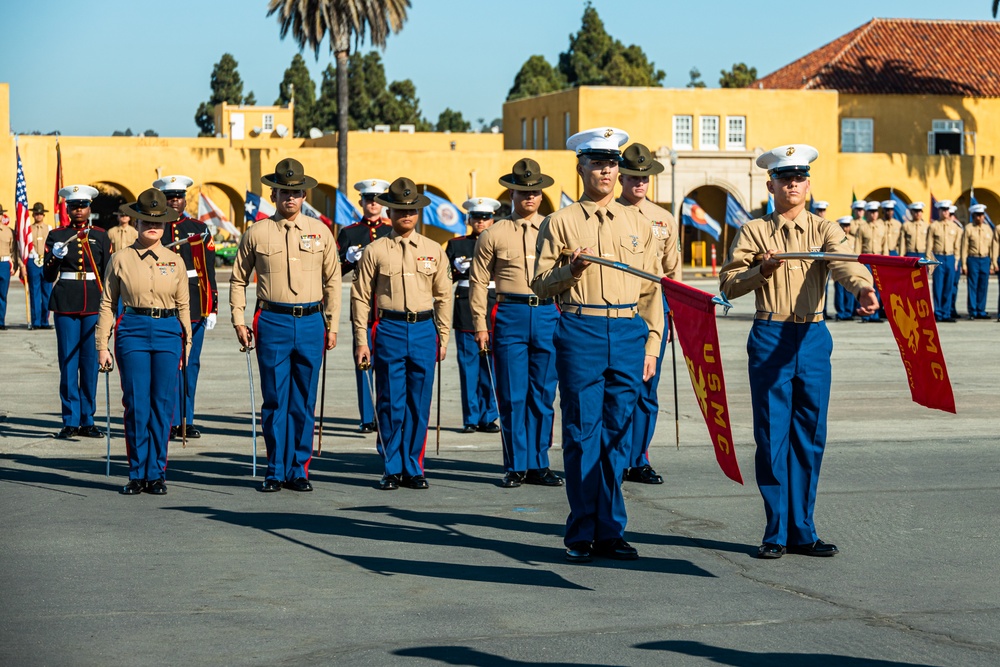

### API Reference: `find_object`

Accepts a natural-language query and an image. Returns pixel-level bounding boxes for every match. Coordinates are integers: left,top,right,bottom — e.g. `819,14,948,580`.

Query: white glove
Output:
205,313,217,331
346,245,364,263
52,241,68,259
453,256,471,273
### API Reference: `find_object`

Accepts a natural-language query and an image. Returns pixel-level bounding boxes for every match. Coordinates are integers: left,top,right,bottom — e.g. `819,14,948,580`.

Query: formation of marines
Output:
11,129,997,562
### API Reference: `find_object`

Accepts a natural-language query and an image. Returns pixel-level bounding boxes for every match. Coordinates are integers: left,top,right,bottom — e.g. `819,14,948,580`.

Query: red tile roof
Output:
757,18,1000,97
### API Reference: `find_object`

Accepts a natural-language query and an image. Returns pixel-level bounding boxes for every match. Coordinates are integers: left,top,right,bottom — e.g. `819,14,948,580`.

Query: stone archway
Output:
90,181,136,230
956,188,1000,222
682,184,738,265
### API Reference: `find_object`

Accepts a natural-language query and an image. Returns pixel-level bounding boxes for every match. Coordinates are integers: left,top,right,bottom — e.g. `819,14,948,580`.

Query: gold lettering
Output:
703,343,716,364
708,373,721,392
932,362,944,380
716,434,731,456
711,401,726,427
910,268,924,290
922,328,938,354
916,299,930,319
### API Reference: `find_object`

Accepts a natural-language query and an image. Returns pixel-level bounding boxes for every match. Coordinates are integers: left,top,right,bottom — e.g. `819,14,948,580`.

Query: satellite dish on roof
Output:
252,126,262,136
308,127,323,139
275,124,288,138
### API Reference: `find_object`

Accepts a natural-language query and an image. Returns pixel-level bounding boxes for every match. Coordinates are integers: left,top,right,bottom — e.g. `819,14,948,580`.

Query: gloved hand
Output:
52,241,68,259
453,256,471,273
205,313,217,331
346,245,364,263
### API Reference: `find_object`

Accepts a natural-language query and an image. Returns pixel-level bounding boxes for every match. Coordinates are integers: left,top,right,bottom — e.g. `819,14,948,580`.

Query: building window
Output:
543,116,549,150
262,114,274,131
564,112,570,144
928,119,964,155
700,116,719,150
673,115,693,150
726,116,746,150
532,118,538,149
521,118,527,150
841,118,873,153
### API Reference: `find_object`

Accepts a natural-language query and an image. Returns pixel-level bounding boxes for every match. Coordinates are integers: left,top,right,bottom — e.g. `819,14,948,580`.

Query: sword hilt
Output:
358,359,371,371
479,347,491,356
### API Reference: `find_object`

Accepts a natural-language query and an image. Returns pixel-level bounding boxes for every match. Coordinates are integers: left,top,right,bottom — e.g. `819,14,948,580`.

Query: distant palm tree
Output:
267,0,409,194
994,0,998,17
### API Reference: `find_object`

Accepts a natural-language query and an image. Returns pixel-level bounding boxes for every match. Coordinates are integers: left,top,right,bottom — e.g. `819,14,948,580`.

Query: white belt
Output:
456,280,495,289
187,269,198,278
59,272,97,280
29,252,39,259
0,256,10,263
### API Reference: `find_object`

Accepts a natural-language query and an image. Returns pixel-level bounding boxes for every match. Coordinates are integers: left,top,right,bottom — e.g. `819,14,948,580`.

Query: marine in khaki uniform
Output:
925,199,961,322
615,142,680,485
469,158,563,489
961,204,994,319
107,211,139,253
352,177,452,491
0,204,25,330
882,200,902,256
849,200,866,235
532,127,664,563
719,144,877,559
855,200,888,322
231,159,341,493
95,189,191,495
832,217,859,320
27,203,54,329
899,202,929,257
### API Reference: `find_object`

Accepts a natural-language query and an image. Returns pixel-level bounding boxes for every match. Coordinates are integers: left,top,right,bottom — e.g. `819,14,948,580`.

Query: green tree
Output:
267,0,409,193
143,129,159,137
381,79,431,131
507,55,566,101
194,53,245,136
557,3,664,87
719,62,757,88
686,67,706,88
112,128,134,137
315,64,338,131
347,51,389,130
245,91,257,105
435,108,470,132
275,53,317,137
481,117,502,133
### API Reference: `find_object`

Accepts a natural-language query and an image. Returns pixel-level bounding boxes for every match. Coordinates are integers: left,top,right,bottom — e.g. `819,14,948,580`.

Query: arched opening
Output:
417,184,463,245
194,181,243,239
956,188,1000,223
90,181,136,230
682,185,733,266
862,188,911,206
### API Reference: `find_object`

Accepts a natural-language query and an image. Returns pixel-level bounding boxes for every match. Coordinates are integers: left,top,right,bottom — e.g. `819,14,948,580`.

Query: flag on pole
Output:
930,193,940,221
197,193,241,240
334,188,361,226
54,140,68,228
301,200,333,228
422,190,466,235
560,191,574,209
15,145,33,280
245,191,276,224
889,191,912,223
681,197,721,241
724,193,751,229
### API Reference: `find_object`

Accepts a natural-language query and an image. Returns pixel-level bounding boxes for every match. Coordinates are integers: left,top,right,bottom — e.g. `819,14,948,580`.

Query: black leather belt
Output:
380,310,433,322
258,301,322,317
497,294,553,306
124,306,178,318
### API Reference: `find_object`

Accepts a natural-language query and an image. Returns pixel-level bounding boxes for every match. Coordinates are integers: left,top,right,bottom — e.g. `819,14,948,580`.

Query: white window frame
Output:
928,119,964,155
725,116,746,150
700,115,720,151
262,114,274,131
841,117,873,153
673,115,693,150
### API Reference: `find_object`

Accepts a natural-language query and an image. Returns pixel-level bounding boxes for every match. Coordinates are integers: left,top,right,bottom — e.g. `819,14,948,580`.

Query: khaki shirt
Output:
616,196,682,281
107,224,139,253
719,210,873,319
350,230,452,346
961,223,993,269
925,220,961,259
95,243,192,351
899,220,929,255
230,214,341,330
885,218,902,252
531,195,664,356
855,218,888,255
29,221,51,261
0,223,21,270
468,211,544,332
991,227,1000,271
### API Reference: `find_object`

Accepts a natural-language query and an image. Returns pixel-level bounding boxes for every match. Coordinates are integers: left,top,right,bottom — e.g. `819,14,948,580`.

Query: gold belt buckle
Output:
292,305,304,317
527,295,539,306
406,312,417,323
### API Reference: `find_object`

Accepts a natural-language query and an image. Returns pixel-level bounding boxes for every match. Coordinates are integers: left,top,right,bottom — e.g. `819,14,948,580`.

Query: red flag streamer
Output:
78,230,103,293
858,253,956,413
661,277,743,484
188,234,214,315
54,141,68,228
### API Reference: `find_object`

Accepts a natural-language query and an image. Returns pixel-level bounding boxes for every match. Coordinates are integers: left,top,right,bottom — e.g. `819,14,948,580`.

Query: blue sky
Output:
1,0,993,137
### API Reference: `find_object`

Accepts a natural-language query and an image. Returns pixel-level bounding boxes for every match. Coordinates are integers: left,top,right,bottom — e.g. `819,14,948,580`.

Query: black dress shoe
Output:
260,479,282,492
501,471,525,488
402,475,429,489
285,477,313,492
624,464,664,485
359,422,376,433
564,541,592,563
169,426,179,440
40,324,53,330
120,479,144,495
757,543,786,559
55,426,78,439
787,539,839,557
461,424,477,434
476,421,501,433
592,538,639,560
525,468,564,486
379,474,400,490
145,479,167,495
184,424,202,438
77,425,105,438
939,317,957,323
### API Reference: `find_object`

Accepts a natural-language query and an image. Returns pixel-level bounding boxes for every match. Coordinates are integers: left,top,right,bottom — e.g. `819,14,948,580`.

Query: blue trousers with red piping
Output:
454,330,498,427
372,317,437,478
0,260,9,326
173,318,205,427
966,256,990,317
556,312,647,547
54,312,99,427
115,313,182,481
253,304,324,482
625,293,669,469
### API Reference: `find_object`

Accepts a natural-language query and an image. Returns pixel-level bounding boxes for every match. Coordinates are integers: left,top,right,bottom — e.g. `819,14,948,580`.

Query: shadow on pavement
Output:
395,645,622,666
634,640,940,666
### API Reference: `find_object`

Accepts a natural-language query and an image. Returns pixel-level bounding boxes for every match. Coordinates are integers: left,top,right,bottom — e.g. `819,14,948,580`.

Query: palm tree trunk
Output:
335,44,349,195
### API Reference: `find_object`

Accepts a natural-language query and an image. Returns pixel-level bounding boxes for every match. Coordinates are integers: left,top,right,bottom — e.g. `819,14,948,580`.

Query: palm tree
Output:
267,0,409,193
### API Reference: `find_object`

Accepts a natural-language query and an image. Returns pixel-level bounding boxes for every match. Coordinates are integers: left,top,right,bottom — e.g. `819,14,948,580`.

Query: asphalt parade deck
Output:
2,277,998,666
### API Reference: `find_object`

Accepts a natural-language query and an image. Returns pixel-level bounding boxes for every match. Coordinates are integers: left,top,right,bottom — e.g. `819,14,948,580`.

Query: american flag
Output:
15,146,33,276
